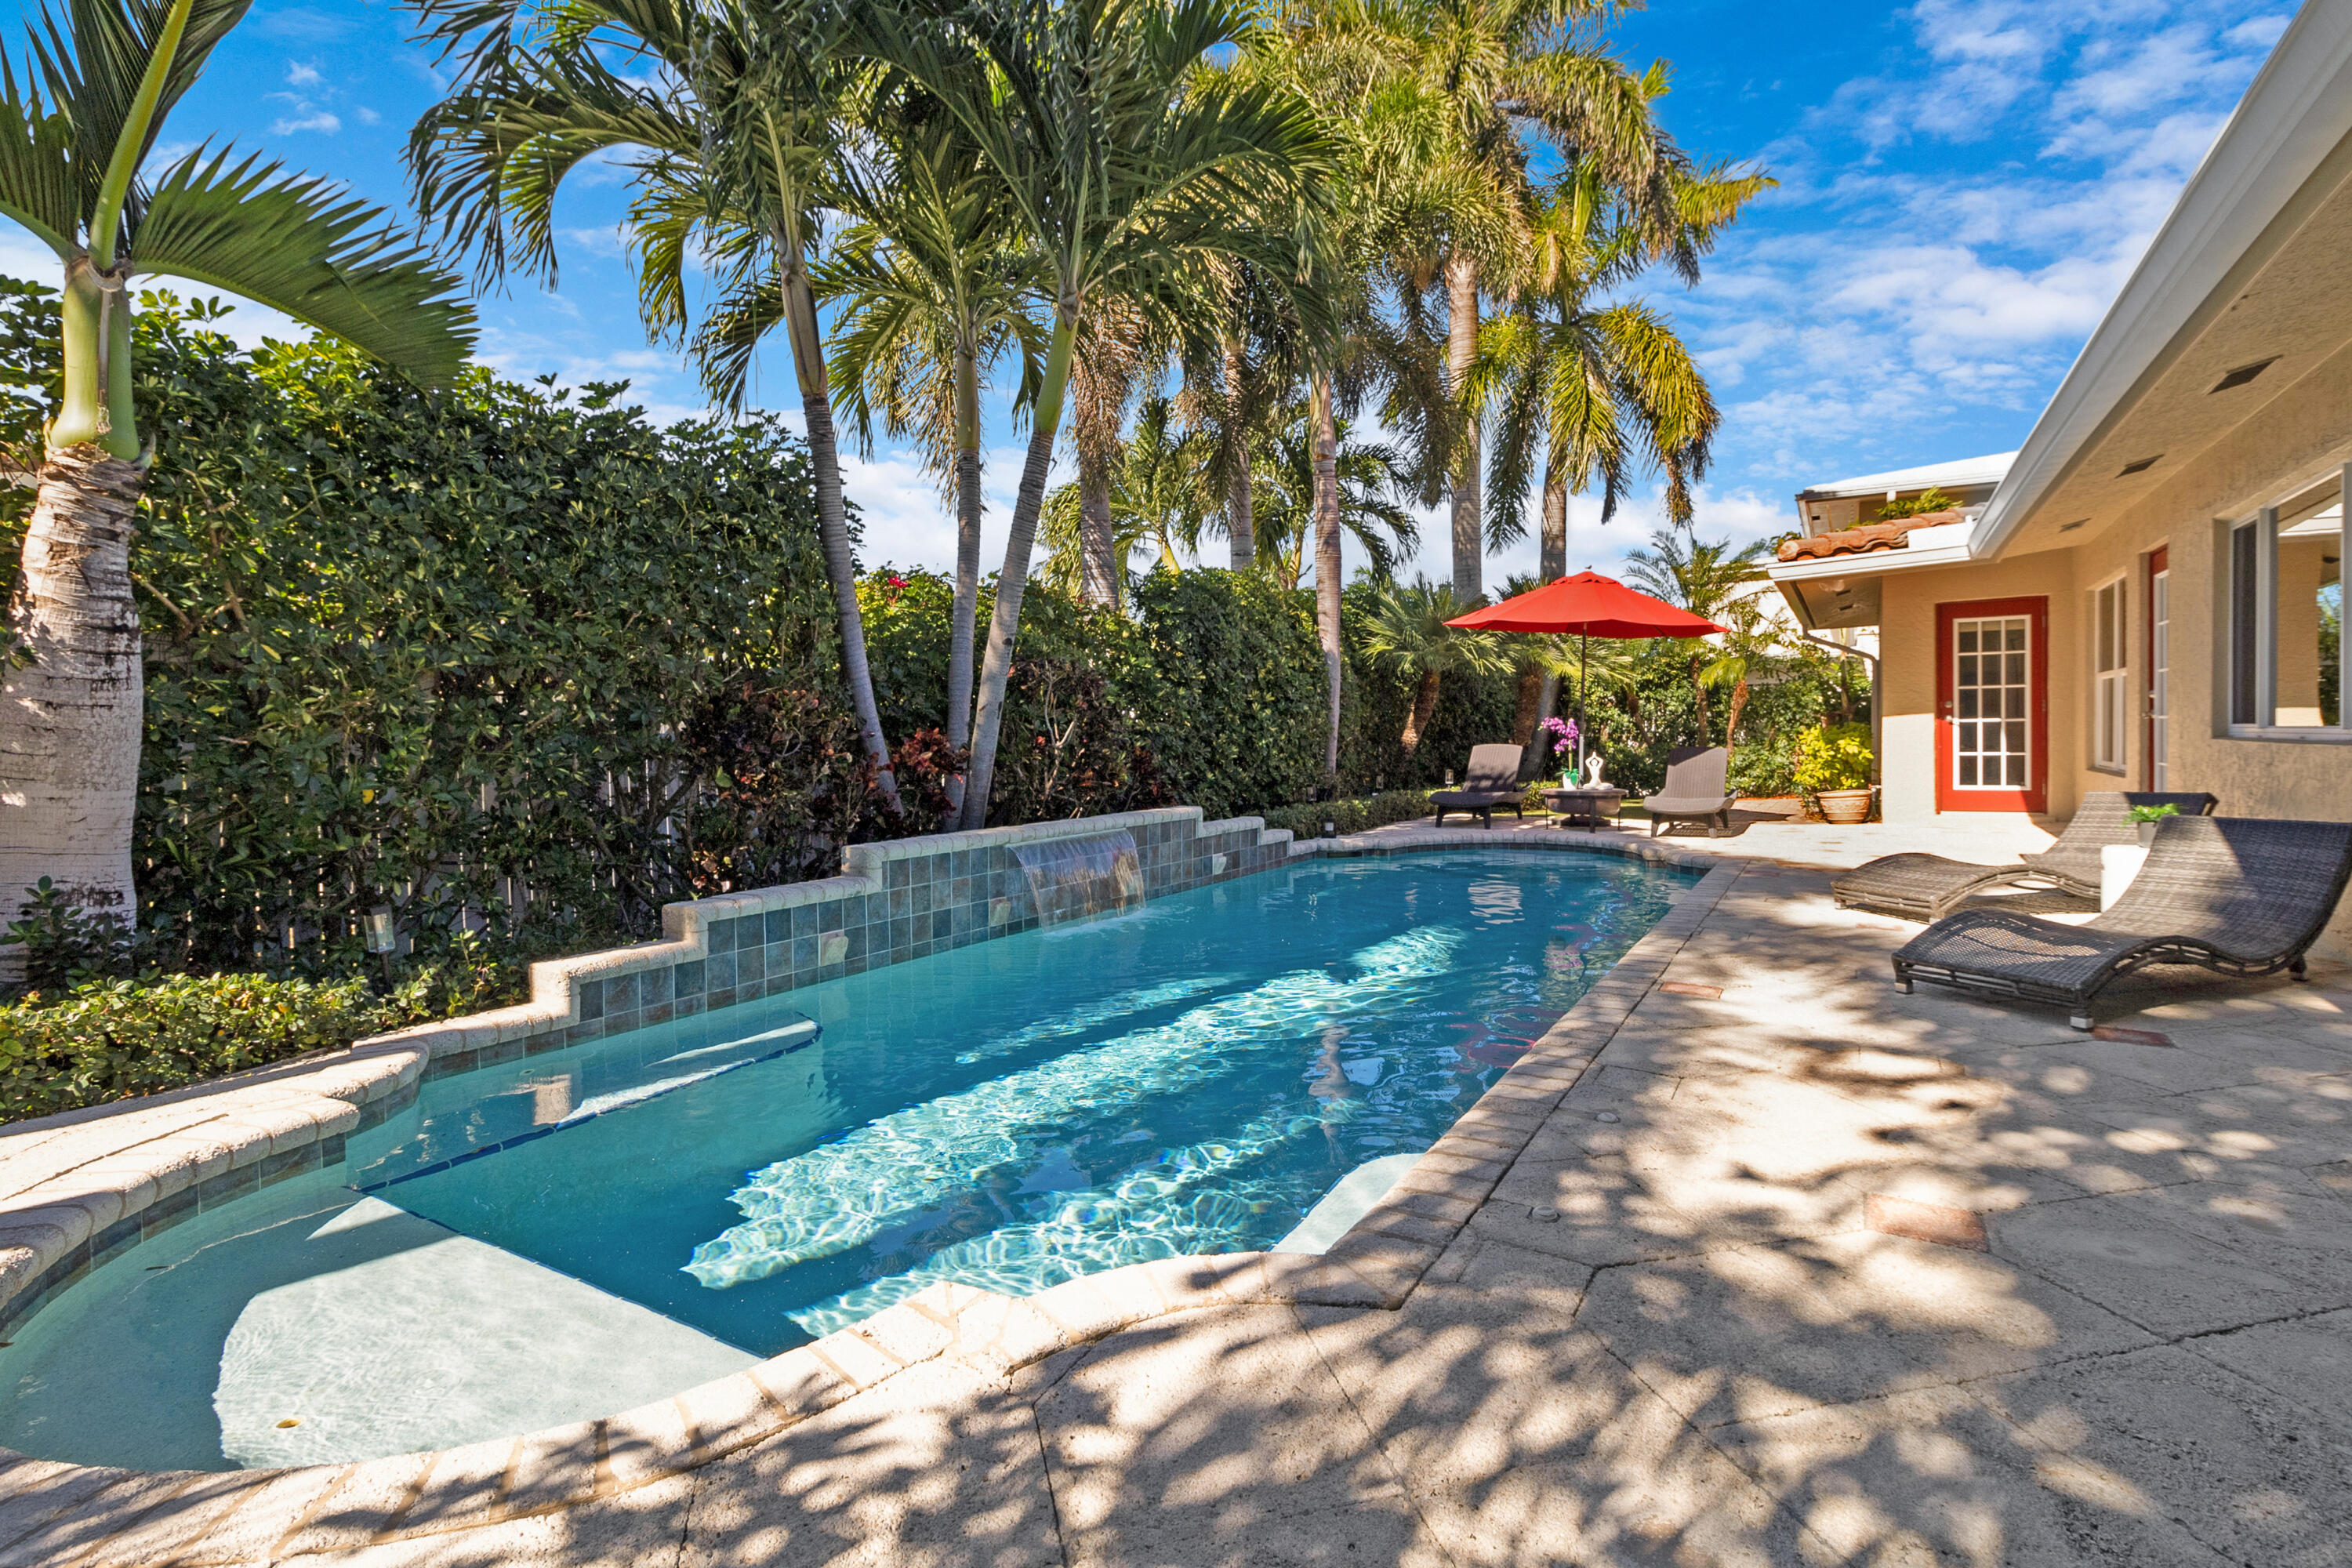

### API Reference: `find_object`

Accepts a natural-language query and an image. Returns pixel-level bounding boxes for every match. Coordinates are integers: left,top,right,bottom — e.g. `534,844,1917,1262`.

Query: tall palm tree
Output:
858,0,1335,830
1624,523,1772,740
1337,0,1678,602
779,111,1045,806
1488,156,1768,768
1255,7,1464,783
1487,160,1763,567
406,0,902,807
0,0,474,947
1251,405,1416,591
1359,577,1511,756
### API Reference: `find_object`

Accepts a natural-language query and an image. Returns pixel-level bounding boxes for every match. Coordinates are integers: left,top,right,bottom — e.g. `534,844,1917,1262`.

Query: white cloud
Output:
270,111,341,136
285,61,325,88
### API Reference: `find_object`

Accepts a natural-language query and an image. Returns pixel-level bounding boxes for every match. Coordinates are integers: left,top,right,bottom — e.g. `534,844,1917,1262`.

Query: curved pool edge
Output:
0,833,1739,1563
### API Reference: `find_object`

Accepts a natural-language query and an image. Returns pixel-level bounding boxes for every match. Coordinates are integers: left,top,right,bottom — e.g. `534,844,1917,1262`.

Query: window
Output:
2090,578,2126,771
2227,467,2349,735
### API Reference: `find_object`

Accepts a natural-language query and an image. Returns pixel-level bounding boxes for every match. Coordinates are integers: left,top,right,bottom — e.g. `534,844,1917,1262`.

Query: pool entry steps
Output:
1011,829,1145,926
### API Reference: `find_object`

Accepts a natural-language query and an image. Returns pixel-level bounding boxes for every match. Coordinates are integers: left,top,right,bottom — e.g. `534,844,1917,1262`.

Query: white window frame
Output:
2225,461,2352,742
2089,575,2127,773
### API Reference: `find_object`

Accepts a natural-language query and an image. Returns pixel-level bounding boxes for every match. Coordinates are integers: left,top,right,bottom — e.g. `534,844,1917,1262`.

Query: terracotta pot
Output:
1817,788,1872,826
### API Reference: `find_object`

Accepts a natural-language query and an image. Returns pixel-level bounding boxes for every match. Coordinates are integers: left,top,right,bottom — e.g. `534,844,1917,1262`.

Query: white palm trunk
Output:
1446,254,1483,601
1225,337,1253,570
1312,376,1343,782
0,448,147,974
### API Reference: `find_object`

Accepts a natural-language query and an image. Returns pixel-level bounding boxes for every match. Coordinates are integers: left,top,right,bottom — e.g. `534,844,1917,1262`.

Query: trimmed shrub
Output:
1257,789,1436,839
0,973,385,1122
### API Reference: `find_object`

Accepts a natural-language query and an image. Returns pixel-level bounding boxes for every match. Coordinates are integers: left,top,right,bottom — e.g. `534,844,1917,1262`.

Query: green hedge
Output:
2,281,879,980
862,565,1324,822
0,972,385,1122
1257,789,1436,839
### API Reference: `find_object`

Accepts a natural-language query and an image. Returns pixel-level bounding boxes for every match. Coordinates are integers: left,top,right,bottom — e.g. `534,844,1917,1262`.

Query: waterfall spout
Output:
1011,830,1145,928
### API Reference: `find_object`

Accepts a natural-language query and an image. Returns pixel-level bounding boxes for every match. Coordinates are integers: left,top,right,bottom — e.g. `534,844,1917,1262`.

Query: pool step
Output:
213,1197,757,1468
1271,1152,1427,1255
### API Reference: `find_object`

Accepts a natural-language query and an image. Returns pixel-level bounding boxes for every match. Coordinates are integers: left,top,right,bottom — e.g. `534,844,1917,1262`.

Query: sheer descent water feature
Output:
1012,829,1145,927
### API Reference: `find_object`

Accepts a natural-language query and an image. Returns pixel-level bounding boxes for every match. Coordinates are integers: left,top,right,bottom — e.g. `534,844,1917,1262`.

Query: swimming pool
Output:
0,849,1693,1471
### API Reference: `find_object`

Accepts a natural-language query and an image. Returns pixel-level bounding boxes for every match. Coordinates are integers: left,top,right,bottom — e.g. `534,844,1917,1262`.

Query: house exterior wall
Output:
1874,548,2080,826
2063,334,2352,956
1860,331,2352,956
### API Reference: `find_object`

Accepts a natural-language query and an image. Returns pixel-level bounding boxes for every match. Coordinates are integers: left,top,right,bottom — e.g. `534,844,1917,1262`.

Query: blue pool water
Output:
1,851,1690,1468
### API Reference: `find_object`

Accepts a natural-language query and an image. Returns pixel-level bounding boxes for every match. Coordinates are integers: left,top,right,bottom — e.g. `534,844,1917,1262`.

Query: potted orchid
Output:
1541,716,1586,786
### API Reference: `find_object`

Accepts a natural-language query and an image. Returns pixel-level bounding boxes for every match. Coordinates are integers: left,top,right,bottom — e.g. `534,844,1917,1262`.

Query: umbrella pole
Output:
1576,631,1588,780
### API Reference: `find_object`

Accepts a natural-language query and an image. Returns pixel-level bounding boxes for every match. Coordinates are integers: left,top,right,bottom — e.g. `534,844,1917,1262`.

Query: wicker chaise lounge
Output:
1891,815,2352,1029
1430,744,1526,829
1642,746,1735,837
1834,790,2217,920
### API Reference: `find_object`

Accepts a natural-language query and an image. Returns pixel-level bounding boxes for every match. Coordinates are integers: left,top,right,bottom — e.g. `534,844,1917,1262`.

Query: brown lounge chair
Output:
1642,746,1734,837
1430,744,1526,828
1892,815,2352,1029
1834,791,2217,920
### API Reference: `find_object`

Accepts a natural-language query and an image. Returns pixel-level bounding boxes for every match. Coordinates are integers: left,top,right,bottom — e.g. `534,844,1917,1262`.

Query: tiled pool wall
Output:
0,815,1712,1347
421,807,1296,1082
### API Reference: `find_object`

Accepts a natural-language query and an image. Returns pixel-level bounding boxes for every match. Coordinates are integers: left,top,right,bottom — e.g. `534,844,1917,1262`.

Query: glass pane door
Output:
1954,615,2031,789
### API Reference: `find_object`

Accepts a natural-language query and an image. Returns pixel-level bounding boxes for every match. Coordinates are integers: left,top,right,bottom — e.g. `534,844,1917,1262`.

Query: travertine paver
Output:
5,813,2352,1564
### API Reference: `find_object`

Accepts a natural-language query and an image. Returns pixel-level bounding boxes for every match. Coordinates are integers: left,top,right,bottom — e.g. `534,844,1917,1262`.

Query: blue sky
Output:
0,0,2296,583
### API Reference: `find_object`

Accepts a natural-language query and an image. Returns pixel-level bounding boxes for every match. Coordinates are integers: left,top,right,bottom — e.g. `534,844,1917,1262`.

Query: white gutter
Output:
1970,0,2352,561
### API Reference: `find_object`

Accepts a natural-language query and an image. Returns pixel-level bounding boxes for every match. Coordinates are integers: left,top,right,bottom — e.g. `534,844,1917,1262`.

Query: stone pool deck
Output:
5,817,2352,1564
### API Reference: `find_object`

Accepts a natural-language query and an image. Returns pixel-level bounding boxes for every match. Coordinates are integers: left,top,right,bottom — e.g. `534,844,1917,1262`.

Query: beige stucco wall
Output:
1875,549,2081,826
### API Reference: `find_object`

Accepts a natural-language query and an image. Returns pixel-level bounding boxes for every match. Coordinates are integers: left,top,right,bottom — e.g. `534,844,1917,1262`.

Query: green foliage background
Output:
2,280,873,979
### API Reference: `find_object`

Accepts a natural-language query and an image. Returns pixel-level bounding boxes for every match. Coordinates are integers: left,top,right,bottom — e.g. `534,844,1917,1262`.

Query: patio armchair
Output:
1834,791,2218,920
1890,815,2352,1029
1430,745,1526,829
1642,746,1734,837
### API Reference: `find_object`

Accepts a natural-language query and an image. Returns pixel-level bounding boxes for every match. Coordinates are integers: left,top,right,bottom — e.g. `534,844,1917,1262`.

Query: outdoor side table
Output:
1544,787,1627,830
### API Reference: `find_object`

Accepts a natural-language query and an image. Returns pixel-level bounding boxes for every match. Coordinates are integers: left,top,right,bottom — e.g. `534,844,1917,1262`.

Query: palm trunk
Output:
1539,456,1567,579
1522,455,1570,779
1690,652,1711,739
1511,664,1542,750
1312,375,1343,784
1521,671,1559,779
0,448,147,975
1225,338,1253,571
1726,675,1751,750
957,306,1078,831
1445,254,1482,601
1401,669,1441,757
1078,448,1119,608
945,342,983,813
779,241,898,810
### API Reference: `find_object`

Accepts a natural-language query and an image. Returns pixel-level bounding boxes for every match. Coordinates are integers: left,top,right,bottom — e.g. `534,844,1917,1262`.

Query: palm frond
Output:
132,147,476,385
0,52,77,253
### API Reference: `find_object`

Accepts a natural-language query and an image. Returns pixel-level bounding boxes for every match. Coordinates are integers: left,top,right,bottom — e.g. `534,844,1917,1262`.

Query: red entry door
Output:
1936,597,2049,814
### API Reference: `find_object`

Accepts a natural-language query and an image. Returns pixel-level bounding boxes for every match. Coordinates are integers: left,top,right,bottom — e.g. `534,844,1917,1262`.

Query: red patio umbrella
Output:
1446,571,1726,775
